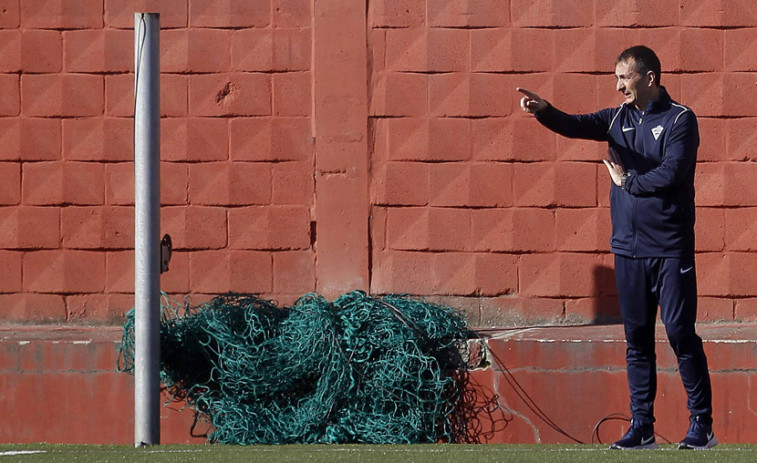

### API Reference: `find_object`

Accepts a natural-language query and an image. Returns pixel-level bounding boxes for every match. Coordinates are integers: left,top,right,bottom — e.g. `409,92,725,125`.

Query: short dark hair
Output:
617,46,661,87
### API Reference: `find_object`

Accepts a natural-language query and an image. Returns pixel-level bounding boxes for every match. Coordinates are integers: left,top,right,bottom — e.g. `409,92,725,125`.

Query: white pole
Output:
134,12,160,447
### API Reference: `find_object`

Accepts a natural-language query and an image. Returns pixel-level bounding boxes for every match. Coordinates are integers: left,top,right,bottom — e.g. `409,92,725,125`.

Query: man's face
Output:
615,59,650,109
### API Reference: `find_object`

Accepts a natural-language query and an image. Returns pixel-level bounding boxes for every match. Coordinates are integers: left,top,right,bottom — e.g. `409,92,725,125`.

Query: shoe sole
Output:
610,442,659,450
678,437,718,450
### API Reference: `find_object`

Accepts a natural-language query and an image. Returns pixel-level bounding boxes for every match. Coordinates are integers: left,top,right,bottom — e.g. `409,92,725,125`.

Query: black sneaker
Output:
610,418,658,450
678,416,717,449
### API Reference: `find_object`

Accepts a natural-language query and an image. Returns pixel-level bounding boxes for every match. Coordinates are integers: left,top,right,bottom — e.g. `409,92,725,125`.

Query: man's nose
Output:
616,80,624,92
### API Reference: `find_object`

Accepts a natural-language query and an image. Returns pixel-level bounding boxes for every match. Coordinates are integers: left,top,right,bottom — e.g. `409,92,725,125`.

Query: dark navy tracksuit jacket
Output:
534,87,712,423
535,86,698,258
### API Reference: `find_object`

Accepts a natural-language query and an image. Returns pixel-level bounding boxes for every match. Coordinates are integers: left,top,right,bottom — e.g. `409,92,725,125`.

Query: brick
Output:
697,297,734,322
470,29,510,73
385,27,425,72
23,162,104,206
512,118,558,162
428,118,470,160
0,251,22,292
186,28,231,73
22,74,103,117
189,162,271,206
228,206,310,250
63,117,132,162
555,208,611,252
61,206,134,250
371,71,427,117
372,161,429,206
472,117,557,162
368,0,425,28
161,117,228,162
230,117,312,161
724,73,757,117
105,250,133,294
24,250,105,293
698,252,757,297
727,118,757,161
553,29,598,73
480,296,565,326
190,73,271,117
681,0,757,27
21,30,62,73
513,162,597,207
104,163,133,206
520,253,605,298
273,250,315,294
104,0,188,28
18,118,61,161
470,73,511,117
565,297,622,324
0,0,19,28
470,163,513,207
427,28,469,72
190,0,270,28
428,73,468,117
697,117,726,162
370,250,433,294
384,118,429,161
551,74,599,115
273,28,311,72
432,0,508,28
65,294,122,322
386,207,471,251
190,250,273,294
695,207,725,252
556,137,604,162
0,293,66,322
21,0,103,29
511,0,592,27
160,250,189,294
274,0,311,27
161,162,190,206
724,162,757,206
681,73,725,117
735,298,757,322
160,29,188,72
433,252,476,295
725,28,757,72
475,253,518,296
273,72,311,116
161,206,227,250
0,74,19,116
0,119,20,160
0,206,59,249
679,29,724,72
724,208,757,251
595,0,680,26
429,163,470,207
64,29,132,73
0,162,20,205
272,161,314,206
471,208,555,253
231,28,272,72
0,30,20,72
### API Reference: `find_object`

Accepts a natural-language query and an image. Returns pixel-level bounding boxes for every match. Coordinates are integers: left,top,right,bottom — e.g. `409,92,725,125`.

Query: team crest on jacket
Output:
651,125,664,140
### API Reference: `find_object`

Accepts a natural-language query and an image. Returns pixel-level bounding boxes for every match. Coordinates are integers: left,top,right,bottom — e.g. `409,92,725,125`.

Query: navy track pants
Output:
614,254,713,425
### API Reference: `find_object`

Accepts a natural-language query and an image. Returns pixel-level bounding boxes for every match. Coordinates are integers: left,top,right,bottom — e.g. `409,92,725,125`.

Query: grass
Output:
0,444,755,463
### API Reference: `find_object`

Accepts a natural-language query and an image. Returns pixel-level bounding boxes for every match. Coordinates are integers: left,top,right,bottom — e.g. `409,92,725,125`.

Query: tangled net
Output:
117,290,476,444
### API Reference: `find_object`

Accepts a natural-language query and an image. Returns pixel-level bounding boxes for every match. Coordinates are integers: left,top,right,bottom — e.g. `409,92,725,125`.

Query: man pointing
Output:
517,46,716,450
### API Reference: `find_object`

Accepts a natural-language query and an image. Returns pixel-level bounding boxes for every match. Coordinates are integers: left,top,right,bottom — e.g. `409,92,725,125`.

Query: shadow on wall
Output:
591,264,622,325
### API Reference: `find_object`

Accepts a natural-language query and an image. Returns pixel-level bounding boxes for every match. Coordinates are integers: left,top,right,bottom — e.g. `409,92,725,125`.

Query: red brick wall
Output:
1,1,756,327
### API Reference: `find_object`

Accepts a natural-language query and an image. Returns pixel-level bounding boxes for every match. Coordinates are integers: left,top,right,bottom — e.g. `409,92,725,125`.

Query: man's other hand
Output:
517,87,547,114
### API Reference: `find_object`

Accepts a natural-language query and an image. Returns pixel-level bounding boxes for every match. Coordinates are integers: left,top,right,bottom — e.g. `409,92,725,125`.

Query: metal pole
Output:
134,12,160,447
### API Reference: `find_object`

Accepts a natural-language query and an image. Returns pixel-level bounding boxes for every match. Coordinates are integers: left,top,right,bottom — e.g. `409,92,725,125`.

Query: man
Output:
517,46,715,450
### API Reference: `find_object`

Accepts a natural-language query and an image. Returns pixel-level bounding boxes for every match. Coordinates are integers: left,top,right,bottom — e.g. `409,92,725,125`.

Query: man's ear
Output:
646,71,656,87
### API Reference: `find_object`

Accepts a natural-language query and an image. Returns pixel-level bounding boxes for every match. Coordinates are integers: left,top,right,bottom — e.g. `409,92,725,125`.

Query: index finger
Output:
516,87,539,98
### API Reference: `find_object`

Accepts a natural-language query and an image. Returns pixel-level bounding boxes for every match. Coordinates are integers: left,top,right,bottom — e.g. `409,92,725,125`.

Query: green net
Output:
117,290,475,444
